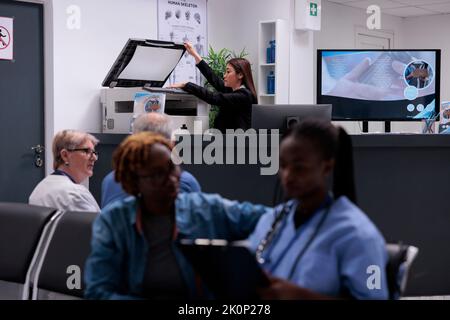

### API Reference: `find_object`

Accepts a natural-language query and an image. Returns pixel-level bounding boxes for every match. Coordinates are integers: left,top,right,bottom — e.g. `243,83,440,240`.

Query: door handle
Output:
31,144,45,168
31,144,45,154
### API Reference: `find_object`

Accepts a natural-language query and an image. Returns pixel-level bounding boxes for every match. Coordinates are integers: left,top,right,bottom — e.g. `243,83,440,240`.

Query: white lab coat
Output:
29,174,100,212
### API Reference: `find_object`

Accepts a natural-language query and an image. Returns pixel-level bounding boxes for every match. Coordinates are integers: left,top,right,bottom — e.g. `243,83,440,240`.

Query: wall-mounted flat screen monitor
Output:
317,49,441,121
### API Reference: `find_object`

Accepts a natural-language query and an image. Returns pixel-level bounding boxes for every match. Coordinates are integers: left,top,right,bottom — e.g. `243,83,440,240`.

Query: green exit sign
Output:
310,2,318,16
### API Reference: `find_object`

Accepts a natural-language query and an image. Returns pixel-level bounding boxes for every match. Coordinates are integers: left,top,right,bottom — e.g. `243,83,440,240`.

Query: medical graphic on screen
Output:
318,50,440,120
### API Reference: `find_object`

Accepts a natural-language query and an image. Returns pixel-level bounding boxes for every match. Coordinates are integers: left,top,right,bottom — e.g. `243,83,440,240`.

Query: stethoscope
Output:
255,194,334,281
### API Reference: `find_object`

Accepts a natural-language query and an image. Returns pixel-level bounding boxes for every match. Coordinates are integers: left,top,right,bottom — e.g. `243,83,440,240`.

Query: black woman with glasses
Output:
248,120,389,299
29,129,100,212
84,132,268,299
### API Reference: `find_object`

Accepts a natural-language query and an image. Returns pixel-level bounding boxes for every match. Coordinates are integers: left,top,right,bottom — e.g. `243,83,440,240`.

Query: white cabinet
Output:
258,19,289,105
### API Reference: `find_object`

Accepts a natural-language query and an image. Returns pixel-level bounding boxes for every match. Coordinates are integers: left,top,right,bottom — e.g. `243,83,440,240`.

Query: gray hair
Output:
132,113,172,139
52,130,99,170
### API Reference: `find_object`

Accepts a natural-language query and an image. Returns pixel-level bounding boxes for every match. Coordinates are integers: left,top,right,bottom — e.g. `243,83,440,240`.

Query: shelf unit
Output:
258,19,289,105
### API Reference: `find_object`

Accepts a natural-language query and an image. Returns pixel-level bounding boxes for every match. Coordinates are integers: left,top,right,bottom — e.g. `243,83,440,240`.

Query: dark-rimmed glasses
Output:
137,162,178,184
68,148,99,157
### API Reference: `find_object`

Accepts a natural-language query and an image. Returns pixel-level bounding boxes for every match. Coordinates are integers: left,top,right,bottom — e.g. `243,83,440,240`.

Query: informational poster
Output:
157,0,207,86
0,16,13,61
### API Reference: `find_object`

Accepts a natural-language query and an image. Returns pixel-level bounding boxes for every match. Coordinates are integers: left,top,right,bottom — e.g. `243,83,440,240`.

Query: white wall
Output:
208,0,291,94
51,0,157,134
315,1,448,133
315,1,405,50
315,1,409,133
208,0,315,104
401,14,450,103
45,0,448,157
44,0,157,173
208,0,430,134
48,0,314,142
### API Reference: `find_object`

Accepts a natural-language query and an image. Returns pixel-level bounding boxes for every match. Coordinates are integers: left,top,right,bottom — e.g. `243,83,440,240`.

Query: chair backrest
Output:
32,211,97,300
0,202,58,299
386,243,419,299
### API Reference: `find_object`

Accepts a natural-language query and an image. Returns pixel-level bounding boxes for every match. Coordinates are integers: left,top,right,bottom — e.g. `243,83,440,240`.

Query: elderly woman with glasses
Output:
29,129,100,212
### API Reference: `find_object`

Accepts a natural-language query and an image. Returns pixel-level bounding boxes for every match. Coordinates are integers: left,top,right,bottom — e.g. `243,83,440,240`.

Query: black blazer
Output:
183,60,257,131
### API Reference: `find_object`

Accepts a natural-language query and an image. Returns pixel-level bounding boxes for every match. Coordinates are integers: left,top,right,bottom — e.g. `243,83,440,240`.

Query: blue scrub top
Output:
248,196,389,299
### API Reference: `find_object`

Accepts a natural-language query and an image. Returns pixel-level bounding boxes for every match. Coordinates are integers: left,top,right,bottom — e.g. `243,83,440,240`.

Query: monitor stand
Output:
384,121,391,133
362,121,369,133
362,121,391,133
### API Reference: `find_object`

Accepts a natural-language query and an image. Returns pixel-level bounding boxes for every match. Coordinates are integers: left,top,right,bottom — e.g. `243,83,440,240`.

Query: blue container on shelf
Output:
267,71,275,94
270,40,276,63
266,40,276,63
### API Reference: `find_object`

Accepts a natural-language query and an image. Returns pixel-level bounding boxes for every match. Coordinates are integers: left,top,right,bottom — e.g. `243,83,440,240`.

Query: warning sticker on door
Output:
0,16,13,60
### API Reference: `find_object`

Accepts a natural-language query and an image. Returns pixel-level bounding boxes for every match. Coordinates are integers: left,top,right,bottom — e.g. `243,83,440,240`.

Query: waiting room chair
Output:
31,211,97,300
0,203,59,300
386,242,419,299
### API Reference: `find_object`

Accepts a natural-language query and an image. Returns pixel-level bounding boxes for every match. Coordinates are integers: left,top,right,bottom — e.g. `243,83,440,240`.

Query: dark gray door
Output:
0,0,45,202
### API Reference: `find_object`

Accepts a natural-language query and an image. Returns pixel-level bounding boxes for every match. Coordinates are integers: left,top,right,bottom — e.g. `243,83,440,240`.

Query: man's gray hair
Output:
132,113,172,139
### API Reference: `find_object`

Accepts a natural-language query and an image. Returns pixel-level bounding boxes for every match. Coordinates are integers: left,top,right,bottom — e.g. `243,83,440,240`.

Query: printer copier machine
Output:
101,39,209,134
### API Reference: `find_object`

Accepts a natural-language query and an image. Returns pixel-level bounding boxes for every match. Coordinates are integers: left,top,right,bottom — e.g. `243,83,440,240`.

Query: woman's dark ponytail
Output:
333,127,357,204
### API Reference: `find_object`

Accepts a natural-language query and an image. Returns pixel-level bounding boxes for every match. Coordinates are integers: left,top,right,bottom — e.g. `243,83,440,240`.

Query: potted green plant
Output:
202,46,249,128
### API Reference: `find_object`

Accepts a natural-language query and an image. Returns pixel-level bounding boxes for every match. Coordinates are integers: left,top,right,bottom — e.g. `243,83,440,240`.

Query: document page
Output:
119,45,183,81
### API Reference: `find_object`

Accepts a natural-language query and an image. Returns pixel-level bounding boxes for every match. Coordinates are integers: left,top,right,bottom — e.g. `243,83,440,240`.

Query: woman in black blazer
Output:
171,42,258,131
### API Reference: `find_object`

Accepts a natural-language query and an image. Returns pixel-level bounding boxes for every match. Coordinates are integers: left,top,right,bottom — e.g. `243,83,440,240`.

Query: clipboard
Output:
102,39,186,88
177,239,269,299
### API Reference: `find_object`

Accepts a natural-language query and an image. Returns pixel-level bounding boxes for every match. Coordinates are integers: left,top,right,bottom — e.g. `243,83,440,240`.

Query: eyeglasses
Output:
68,148,99,157
138,163,178,184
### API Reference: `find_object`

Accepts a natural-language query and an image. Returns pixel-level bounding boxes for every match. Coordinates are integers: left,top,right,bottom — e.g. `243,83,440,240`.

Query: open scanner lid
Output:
102,39,186,88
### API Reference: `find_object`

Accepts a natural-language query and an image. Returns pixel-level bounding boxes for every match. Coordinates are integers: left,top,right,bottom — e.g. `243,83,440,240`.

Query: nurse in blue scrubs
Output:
249,120,389,299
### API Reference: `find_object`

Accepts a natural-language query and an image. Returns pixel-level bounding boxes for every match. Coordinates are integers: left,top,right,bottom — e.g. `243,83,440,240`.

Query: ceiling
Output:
327,0,450,17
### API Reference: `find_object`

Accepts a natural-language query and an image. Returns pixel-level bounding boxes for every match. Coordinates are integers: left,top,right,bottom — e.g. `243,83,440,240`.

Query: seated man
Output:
101,113,201,208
